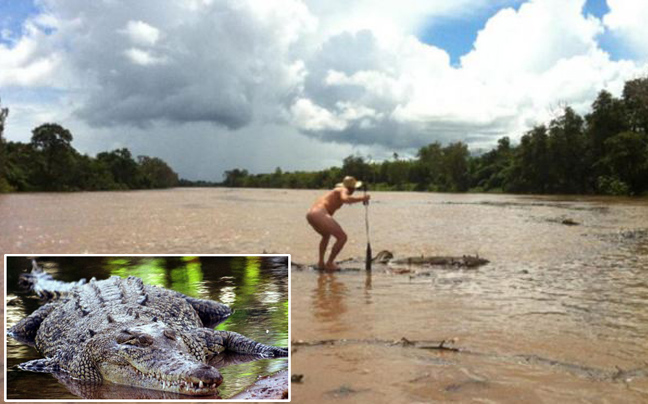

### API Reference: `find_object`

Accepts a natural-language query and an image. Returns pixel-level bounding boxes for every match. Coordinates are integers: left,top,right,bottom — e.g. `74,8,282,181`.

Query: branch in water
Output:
291,337,461,352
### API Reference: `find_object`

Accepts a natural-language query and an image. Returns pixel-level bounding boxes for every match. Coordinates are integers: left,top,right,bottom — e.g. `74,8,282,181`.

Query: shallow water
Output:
4,255,288,400
2,188,648,402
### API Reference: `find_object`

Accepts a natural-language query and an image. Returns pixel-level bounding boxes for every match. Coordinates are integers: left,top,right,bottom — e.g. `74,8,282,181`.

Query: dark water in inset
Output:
5,255,289,400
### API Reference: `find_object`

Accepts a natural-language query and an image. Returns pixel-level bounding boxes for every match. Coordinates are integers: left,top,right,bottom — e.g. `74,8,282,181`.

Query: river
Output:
1,188,648,402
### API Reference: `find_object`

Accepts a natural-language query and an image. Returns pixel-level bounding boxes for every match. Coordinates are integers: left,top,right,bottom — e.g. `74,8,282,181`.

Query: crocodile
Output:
47,353,283,400
7,262,288,396
292,250,489,271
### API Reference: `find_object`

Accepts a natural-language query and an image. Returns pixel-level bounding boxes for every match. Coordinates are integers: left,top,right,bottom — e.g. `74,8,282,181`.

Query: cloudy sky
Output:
1,0,647,180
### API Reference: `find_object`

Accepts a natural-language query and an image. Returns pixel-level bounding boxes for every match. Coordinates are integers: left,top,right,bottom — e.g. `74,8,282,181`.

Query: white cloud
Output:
124,48,166,66
399,0,611,126
603,0,648,60
304,0,503,41
290,97,383,133
461,0,603,77
290,98,347,131
0,21,61,87
292,0,646,148
122,20,160,46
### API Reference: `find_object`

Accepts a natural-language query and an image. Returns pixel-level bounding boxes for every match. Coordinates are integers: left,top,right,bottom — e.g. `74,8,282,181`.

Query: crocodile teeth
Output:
199,381,203,388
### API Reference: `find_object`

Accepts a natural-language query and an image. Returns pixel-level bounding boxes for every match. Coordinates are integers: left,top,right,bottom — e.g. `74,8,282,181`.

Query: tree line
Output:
218,77,648,196
0,113,178,192
1,76,646,195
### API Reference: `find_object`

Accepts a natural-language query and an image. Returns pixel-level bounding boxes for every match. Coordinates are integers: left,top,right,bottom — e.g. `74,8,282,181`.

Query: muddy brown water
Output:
2,188,648,403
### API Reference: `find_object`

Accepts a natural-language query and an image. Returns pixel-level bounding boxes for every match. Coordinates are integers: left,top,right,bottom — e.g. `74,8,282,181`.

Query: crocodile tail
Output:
19,260,86,301
221,331,289,358
184,296,232,328
18,260,52,292
18,357,60,373
8,302,58,345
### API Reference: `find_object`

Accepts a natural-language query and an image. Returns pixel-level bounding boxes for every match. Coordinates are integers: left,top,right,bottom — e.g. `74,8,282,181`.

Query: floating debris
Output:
325,384,369,398
291,374,304,383
561,218,579,226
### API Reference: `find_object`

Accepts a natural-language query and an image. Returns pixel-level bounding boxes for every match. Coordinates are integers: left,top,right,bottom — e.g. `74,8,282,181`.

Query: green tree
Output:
415,142,443,190
223,168,249,187
270,167,283,188
622,77,648,134
586,90,628,168
4,141,41,191
317,166,342,189
510,125,551,193
75,154,118,190
341,155,371,181
382,160,410,189
0,100,10,192
601,131,648,194
547,107,588,193
3,120,180,192
96,148,142,189
472,137,513,192
441,142,470,192
30,123,77,190
138,155,179,189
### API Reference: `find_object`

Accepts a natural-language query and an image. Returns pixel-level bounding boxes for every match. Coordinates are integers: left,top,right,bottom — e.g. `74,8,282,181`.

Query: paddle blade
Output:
365,243,372,271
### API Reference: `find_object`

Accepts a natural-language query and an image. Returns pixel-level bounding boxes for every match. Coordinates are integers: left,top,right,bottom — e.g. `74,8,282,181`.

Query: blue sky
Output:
418,0,632,64
419,0,526,65
0,0,39,43
582,0,636,60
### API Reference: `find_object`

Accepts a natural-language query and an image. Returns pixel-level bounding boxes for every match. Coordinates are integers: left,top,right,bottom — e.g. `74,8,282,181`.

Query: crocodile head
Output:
81,323,222,395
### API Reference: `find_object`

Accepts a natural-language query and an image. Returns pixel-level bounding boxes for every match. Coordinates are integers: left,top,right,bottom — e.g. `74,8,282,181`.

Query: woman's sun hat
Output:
336,176,363,189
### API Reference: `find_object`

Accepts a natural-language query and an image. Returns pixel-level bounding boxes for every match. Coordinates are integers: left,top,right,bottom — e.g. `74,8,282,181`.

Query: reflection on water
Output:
364,271,372,305
5,255,288,400
312,274,348,326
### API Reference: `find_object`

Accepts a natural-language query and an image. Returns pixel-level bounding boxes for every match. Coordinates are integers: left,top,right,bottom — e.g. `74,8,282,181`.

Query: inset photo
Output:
4,255,290,401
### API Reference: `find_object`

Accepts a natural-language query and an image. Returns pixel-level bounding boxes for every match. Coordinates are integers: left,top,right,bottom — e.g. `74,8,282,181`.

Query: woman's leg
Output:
318,234,330,269
325,225,347,271
307,210,346,270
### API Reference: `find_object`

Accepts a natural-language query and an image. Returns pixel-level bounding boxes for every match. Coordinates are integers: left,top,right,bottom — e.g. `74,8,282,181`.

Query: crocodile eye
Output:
138,335,153,346
163,329,177,340
116,332,133,344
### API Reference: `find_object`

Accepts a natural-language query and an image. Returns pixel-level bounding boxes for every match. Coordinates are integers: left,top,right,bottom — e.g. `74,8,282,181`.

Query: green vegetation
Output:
0,99,10,192
215,77,648,196
2,77,646,195
0,117,178,192
107,256,204,298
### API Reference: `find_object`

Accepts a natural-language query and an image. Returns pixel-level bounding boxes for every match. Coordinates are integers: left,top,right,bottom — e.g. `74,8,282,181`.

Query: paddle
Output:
364,184,372,271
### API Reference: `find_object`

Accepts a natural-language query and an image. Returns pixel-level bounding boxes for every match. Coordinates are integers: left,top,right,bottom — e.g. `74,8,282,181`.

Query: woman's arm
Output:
340,188,370,204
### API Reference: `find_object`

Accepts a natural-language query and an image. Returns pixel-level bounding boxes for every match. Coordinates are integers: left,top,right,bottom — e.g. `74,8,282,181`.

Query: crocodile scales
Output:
8,262,288,396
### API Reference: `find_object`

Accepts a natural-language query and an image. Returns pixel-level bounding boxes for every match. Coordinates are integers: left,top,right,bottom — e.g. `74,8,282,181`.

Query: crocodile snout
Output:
191,364,223,387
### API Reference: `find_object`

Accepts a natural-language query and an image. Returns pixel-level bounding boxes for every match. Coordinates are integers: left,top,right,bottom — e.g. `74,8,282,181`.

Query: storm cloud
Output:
37,0,314,129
